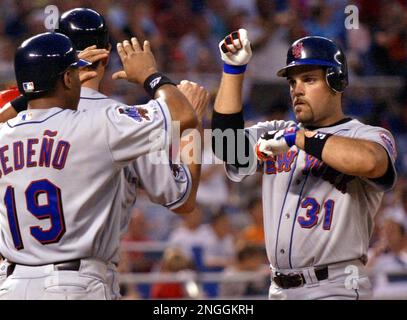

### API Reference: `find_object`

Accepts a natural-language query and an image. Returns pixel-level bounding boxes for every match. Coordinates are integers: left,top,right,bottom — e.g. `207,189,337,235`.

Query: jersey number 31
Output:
4,179,66,250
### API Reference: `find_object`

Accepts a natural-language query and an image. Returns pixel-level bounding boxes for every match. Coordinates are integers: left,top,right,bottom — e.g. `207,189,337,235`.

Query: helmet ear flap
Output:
326,66,348,93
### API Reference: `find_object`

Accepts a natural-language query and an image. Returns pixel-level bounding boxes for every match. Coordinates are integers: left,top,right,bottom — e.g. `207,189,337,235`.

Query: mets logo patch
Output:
292,42,303,59
118,106,153,123
380,133,397,159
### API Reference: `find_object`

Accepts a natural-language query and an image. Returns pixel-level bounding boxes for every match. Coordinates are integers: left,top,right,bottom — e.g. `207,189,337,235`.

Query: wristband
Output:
223,63,247,74
143,72,176,98
304,132,333,160
283,126,299,147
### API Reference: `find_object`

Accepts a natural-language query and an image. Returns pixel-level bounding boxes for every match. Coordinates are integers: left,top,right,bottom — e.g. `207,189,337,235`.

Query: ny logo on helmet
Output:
292,42,303,59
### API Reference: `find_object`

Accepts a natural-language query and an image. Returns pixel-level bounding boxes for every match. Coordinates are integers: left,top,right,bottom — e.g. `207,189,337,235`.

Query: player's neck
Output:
310,109,346,128
82,78,101,92
82,66,105,91
28,96,76,110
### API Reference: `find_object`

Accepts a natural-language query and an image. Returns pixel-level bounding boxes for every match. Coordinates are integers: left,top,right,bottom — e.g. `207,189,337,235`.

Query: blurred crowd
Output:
0,0,407,299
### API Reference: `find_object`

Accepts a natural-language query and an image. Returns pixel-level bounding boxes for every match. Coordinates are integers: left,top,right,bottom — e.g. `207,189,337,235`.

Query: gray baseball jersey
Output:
79,87,192,264
0,96,172,265
226,118,397,269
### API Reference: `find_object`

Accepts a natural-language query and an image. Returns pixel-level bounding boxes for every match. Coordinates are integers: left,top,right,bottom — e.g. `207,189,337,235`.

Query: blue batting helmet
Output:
14,32,91,97
56,8,109,51
277,36,348,92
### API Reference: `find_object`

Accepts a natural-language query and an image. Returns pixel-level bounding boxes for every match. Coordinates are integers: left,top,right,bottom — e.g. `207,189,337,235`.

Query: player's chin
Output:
294,106,311,121
294,111,307,122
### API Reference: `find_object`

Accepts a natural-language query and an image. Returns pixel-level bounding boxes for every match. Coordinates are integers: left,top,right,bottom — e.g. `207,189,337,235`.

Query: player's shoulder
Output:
321,118,393,137
349,118,394,137
79,87,122,112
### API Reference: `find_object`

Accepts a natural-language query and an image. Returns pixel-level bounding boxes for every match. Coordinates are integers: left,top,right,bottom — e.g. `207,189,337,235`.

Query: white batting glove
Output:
219,29,252,67
255,127,299,161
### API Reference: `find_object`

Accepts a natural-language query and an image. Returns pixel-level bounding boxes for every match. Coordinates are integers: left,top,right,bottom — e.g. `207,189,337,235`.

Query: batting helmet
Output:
56,8,109,51
14,32,91,97
277,36,348,92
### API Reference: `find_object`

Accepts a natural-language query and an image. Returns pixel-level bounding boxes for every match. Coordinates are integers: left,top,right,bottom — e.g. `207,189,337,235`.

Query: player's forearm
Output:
156,85,198,133
295,130,388,178
172,125,203,214
0,103,18,123
172,163,200,214
213,73,245,114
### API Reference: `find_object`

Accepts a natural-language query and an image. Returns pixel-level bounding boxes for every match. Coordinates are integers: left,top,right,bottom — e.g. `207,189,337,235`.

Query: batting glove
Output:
219,29,252,74
255,126,299,160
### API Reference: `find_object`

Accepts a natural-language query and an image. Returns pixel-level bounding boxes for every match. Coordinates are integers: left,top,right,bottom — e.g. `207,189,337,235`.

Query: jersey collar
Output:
80,87,108,99
303,117,353,130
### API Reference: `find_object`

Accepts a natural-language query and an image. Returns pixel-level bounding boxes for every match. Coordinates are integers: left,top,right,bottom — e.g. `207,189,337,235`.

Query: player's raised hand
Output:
79,45,109,64
177,80,210,123
113,37,158,84
77,45,108,84
219,29,252,66
255,127,299,161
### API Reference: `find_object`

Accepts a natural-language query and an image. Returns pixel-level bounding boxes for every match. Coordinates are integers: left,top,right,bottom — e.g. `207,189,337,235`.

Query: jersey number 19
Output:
4,179,66,250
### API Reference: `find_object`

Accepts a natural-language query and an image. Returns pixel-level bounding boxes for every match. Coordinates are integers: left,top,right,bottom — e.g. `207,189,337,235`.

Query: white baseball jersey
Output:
226,118,397,269
78,87,192,264
0,96,173,266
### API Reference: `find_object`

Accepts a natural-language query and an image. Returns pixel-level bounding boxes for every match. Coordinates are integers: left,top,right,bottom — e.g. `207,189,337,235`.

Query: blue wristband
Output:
223,63,247,74
283,126,299,147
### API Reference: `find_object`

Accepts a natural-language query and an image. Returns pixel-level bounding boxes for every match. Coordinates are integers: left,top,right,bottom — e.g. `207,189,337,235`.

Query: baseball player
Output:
211,29,397,299
55,8,208,299
0,8,209,299
0,31,197,299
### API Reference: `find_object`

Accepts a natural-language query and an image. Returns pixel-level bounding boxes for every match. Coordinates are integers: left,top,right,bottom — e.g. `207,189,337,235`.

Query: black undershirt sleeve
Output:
10,95,28,113
211,110,254,168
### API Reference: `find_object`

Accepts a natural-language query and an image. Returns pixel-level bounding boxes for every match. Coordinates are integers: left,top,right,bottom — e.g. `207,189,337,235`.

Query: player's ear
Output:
62,71,72,90
102,44,112,67
62,67,77,90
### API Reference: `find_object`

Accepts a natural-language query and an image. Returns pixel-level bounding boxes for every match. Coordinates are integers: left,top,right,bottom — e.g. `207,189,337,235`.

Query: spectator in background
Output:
168,207,209,265
367,218,407,299
196,142,230,213
302,1,346,44
202,210,236,270
382,185,407,232
116,248,141,300
150,248,195,299
238,195,266,249
0,37,15,82
121,208,156,273
4,0,31,39
368,1,407,76
204,0,228,40
243,0,291,82
178,12,221,73
219,245,269,298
